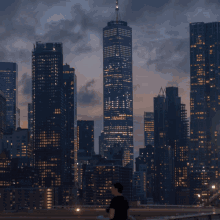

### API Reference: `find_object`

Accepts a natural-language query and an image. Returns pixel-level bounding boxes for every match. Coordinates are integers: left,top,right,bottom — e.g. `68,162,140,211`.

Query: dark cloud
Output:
78,79,101,107
75,45,93,55
18,72,32,107
165,30,180,36
147,38,189,77
19,72,32,95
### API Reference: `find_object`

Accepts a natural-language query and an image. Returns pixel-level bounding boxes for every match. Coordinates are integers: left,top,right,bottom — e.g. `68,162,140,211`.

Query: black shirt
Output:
108,195,129,220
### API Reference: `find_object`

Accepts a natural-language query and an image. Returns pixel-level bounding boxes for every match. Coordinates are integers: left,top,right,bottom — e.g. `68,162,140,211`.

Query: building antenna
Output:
116,0,119,23
159,87,165,96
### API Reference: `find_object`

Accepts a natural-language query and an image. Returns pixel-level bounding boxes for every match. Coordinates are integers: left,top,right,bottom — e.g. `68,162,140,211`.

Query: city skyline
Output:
1,0,220,159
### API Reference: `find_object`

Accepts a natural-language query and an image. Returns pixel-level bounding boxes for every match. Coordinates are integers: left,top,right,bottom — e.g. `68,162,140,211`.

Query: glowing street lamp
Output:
198,194,201,198
212,185,215,189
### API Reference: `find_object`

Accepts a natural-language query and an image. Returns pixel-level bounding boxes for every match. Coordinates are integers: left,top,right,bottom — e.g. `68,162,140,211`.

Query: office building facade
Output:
154,87,189,205
63,63,77,186
0,91,6,139
144,112,154,147
0,62,18,132
189,22,220,204
28,103,33,140
103,9,134,171
32,42,65,189
77,120,94,158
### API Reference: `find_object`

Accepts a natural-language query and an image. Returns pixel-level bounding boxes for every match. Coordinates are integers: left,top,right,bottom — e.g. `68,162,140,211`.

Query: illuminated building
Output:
0,187,60,211
32,42,65,189
144,112,154,147
154,87,189,205
135,144,155,203
102,1,134,171
0,150,11,187
0,90,6,139
189,22,220,204
83,156,132,205
1,128,32,168
0,62,18,132
133,164,148,204
63,64,77,187
77,120,94,158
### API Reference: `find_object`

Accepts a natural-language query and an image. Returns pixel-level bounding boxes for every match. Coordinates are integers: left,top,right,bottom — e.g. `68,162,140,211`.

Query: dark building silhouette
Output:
32,42,65,189
28,103,33,140
0,91,6,139
63,63,77,186
99,130,105,157
0,62,18,132
154,87,189,205
102,2,134,171
77,120,94,159
189,22,220,204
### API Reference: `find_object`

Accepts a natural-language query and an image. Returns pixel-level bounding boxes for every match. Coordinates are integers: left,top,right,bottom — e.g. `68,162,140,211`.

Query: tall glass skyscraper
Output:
102,2,134,171
154,87,189,205
0,62,18,132
32,42,65,188
189,22,220,204
63,63,77,186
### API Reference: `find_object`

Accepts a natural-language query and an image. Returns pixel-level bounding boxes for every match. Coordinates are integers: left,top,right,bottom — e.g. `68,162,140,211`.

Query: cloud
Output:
78,79,101,107
18,72,32,106
146,38,189,78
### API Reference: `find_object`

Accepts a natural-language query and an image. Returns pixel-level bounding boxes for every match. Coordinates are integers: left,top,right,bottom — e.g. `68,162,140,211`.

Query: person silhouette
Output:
106,182,130,220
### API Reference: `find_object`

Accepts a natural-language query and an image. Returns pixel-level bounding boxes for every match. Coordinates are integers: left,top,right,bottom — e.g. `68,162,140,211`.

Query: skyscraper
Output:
32,42,65,188
28,103,33,140
77,120,94,158
102,1,134,171
0,91,6,139
0,62,18,132
63,63,77,186
189,22,220,204
154,87,189,205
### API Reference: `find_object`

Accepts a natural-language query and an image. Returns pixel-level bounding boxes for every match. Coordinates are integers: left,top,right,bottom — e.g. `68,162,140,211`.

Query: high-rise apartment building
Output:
0,62,18,132
189,22,220,204
102,2,134,171
0,91,6,139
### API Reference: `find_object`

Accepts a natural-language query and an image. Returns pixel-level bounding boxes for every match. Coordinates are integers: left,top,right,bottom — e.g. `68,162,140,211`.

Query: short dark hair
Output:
113,182,123,193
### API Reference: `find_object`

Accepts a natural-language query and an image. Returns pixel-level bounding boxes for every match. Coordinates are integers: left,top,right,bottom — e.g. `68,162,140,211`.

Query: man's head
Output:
111,182,123,195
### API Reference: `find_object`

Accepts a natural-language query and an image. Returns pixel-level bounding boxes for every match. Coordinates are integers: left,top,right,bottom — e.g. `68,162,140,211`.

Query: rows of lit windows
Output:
104,28,117,37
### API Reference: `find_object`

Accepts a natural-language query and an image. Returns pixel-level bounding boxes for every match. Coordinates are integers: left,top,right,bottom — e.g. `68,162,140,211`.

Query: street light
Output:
212,185,215,189
198,194,201,198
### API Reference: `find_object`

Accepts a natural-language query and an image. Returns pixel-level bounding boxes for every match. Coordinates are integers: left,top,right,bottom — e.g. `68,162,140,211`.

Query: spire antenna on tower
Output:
116,0,119,23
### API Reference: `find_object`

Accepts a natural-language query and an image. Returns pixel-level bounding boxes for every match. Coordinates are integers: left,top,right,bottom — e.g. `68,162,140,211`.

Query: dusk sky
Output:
1,0,220,159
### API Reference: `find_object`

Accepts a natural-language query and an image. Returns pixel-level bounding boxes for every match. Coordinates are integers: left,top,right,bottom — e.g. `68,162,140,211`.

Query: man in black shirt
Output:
106,182,129,220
